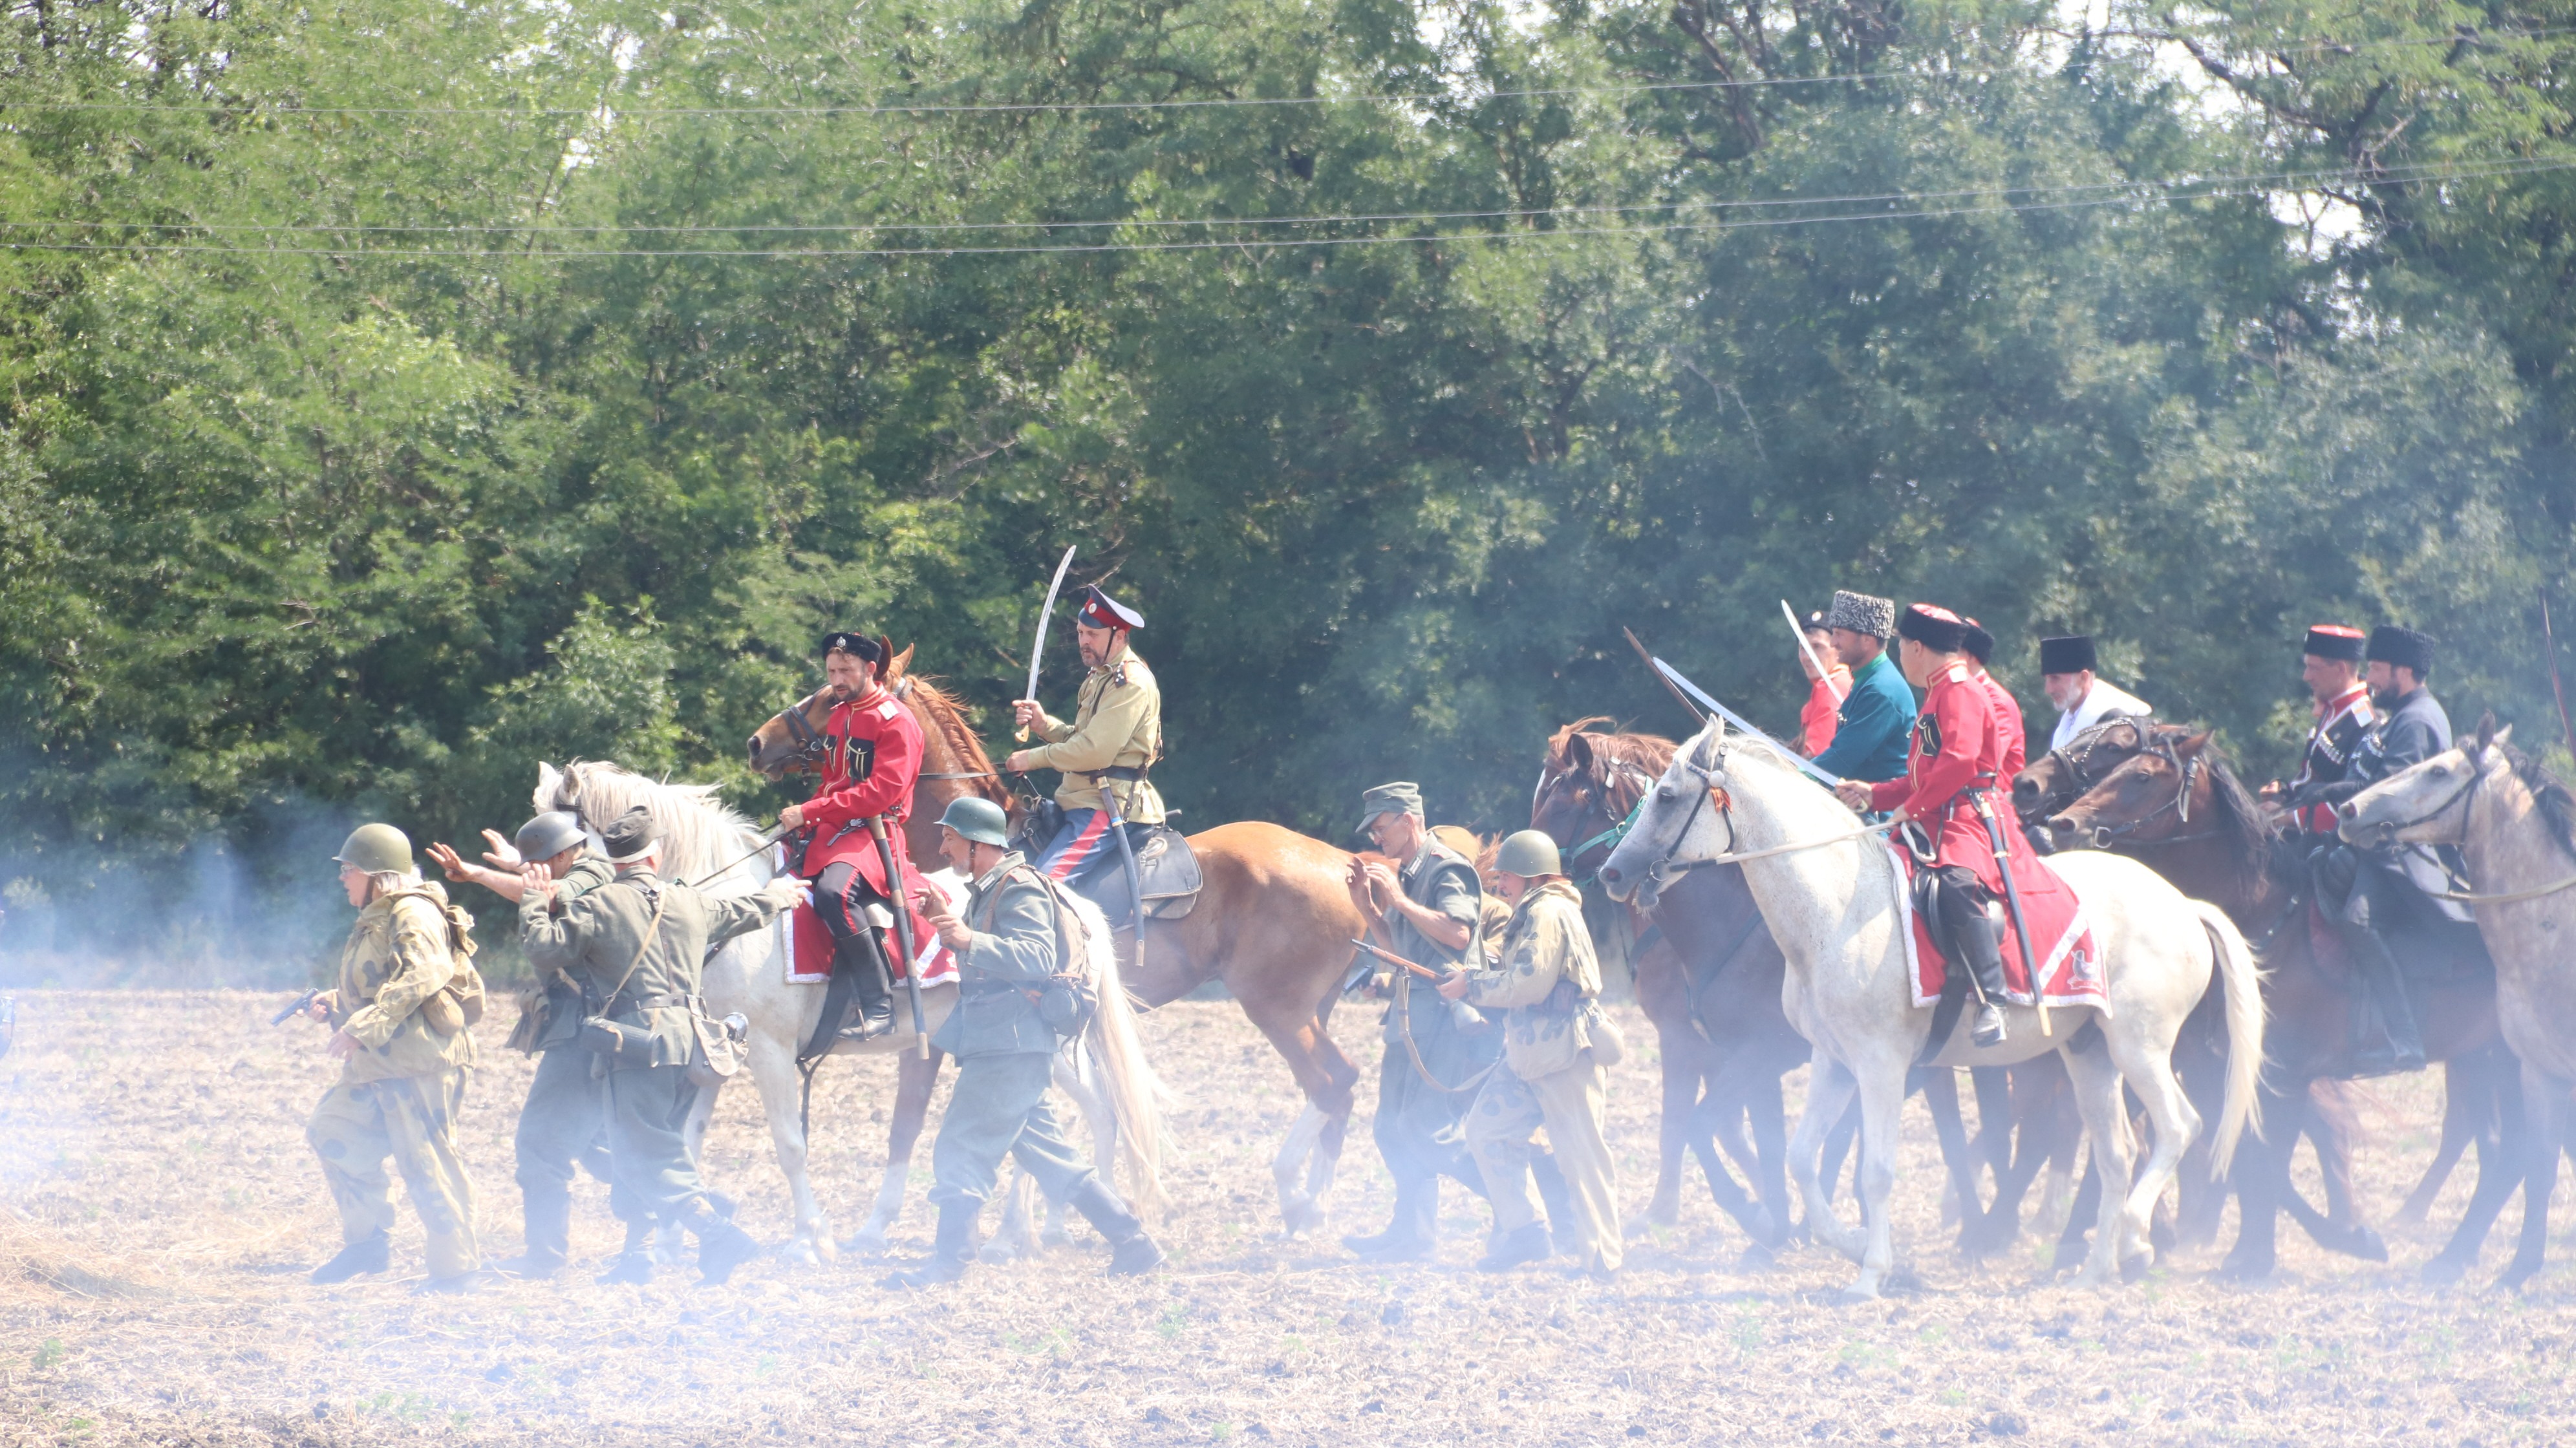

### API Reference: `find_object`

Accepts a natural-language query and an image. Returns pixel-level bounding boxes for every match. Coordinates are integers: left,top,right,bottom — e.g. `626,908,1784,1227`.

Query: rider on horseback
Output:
775,631,926,1043
1005,586,1165,913
1835,604,2019,1049
2306,625,2471,1075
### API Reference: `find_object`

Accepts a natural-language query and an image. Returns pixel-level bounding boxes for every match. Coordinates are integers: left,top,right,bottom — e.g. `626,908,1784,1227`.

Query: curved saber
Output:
1015,544,1079,743
1651,656,1843,789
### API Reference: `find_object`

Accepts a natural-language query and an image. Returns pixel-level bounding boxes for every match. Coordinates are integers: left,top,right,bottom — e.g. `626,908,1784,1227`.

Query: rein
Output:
1632,752,1893,889
2079,736,2206,849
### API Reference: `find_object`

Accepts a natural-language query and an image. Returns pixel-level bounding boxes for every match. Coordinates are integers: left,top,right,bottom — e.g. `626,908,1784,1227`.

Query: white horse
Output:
2340,716,2576,1288
531,760,1169,1263
1596,719,2260,1297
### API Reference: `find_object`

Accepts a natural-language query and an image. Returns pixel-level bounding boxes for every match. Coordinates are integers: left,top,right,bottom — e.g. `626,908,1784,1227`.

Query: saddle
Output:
1130,825,1203,921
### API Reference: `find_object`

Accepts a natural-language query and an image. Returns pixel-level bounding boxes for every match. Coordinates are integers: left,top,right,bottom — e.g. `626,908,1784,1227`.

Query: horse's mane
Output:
2499,741,2576,862
537,760,762,886
1549,716,1677,817
2195,746,2275,878
897,672,1011,805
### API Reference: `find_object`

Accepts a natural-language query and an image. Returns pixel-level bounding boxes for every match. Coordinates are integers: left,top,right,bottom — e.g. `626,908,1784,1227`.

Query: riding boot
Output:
1343,1177,1435,1261
832,932,897,1043
881,1198,980,1290
687,1199,762,1287
1946,893,2013,1049
494,1181,572,1277
2339,922,2426,1076
1068,1175,1166,1276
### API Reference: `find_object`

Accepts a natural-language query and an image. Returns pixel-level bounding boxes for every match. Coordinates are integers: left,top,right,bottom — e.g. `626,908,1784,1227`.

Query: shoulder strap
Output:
603,882,674,1006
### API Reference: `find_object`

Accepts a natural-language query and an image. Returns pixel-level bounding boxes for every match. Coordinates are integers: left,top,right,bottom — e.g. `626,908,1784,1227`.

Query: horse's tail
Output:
1071,894,1174,1223
2196,899,2265,1172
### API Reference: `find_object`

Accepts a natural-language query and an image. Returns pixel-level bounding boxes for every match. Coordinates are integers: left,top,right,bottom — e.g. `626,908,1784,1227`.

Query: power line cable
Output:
2,25,2569,117
9,155,2562,260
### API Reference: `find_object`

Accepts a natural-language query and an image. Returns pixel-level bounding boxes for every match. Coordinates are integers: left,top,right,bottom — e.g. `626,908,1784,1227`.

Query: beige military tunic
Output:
1025,642,1166,824
1459,880,1624,1273
306,881,482,1278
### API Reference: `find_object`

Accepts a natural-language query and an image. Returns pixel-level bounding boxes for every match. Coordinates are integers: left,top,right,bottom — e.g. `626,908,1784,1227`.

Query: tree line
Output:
2,0,2571,976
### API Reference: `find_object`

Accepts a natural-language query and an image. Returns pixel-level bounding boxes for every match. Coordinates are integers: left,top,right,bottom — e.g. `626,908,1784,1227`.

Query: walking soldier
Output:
1342,783,1499,1263
517,807,801,1285
304,824,488,1293
883,797,1165,1288
1005,586,1165,910
776,631,929,1043
428,812,626,1277
1438,831,1624,1279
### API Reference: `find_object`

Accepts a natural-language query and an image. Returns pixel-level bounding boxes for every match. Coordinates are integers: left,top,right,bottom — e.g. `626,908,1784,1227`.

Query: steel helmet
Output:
1492,829,1563,880
333,823,414,875
937,796,1012,848
514,811,588,864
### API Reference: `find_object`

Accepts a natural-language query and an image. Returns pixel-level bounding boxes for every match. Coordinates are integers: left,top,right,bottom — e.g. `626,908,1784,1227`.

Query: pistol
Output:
271,987,323,1028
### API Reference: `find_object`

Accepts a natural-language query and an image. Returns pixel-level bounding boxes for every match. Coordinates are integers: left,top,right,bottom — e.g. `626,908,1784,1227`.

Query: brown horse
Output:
1532,719,1796,1252
748,657,1373,1238
2017,714,2473,1259
2044,728,2518,1281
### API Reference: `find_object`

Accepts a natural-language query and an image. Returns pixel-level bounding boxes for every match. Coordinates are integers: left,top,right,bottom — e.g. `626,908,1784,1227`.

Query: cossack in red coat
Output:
1869,661,2035,894
794,685,927,899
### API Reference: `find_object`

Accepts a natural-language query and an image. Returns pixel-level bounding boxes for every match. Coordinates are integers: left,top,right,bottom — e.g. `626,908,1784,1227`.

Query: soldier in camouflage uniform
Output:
883,796,1165,1288
517,806,801,1286
430,811,624,1277
304,823,488,1294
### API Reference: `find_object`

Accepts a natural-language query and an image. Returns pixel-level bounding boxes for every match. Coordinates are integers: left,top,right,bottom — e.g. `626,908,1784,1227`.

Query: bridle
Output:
1540,755,1661,885
2075,733,2219,849
2344,753,2486,849
2029,716,2153,817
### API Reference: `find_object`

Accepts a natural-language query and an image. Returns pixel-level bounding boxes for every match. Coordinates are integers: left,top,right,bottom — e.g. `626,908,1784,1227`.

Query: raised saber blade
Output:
1651,656,1844,789
1782,599,1845,704
1015,544,1079,743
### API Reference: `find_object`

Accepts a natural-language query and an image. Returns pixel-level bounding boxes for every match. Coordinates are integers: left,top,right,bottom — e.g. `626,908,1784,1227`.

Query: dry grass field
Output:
1,989,2571,1447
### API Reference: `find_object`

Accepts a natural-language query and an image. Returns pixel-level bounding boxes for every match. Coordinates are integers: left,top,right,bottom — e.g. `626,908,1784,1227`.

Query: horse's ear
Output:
2491,721,2513,754
533,761,561,811
2475,710,2500,756
1563,730,1595,773
2175,729,2214,760
888,642,913,682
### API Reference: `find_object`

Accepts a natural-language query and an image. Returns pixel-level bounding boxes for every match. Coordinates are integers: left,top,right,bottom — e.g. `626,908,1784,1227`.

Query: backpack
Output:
1024,871,1099,1040
386,889,486,1037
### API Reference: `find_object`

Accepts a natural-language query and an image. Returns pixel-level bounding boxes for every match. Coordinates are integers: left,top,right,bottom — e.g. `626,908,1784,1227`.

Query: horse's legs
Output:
1644,1036,1702,1229
2281,1081,2387,1261
1788,1054,1862,1259
2426,1060,2534,1284
1844,1058,1911,1301
1239,1004,1359,1237
2216,1084,2296,1281
1682,1085,1770,1246
2059,1041,2137,1287
1920,1068,1994,1255
1748,1070,1793,1250
2400,1056,2496,1225
2500,1065,2567,1290
2100,1020,2201,1275
1819,1097,1860,1210
844,1047,946,1255
728,1030,833,1264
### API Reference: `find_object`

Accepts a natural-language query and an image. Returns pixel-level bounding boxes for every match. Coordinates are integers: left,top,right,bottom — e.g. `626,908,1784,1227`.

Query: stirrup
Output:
1970,1003,2008,1049
835,1003,897,1042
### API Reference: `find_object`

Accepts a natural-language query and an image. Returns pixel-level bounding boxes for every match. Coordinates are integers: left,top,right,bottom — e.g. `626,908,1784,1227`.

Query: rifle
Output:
271,988,323,1027
867,815,932,1059
1348,937,1461,985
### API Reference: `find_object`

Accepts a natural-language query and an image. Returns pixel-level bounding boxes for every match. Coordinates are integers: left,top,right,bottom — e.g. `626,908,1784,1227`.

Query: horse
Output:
738,642,1040,1250
2018,712,2479,1261
1597,717,2262,1297
2043,727,2518,1281
531,758,1169,1264
745,648,1384,1239
2341,715,2576,1288
1532,718,1797,1251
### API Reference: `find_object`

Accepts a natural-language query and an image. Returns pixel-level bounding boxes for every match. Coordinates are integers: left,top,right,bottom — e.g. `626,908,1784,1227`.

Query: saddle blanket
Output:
1886,841,2105,1010
785,898,957,987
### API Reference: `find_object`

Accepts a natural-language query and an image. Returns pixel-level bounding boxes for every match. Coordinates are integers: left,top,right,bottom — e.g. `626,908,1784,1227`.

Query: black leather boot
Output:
310,1231,389,1285
1342,1179,1433,1261
2341,923,2426,1076
1068,1176,1166,1276
689,1200,763,1286
881,1198,980,1290
832,933,897,1042
1948,895,2012,1049
1477,1222,1554,1272
495,1181,572,1277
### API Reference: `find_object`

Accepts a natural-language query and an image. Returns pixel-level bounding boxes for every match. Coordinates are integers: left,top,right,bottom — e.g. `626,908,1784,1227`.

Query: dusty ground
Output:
0,990,2570,1447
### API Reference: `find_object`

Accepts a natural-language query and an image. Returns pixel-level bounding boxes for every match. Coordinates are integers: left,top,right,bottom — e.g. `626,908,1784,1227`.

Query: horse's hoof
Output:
2495,1260,2543,1292
837,1230,892,1259
1837,1281,1882,1304
1280,1201,1327,1240
2352,1228,2390,1264
2421,1254,2471,1286
1040,1228,1071,1250
977,1243,1024,1265
1735,1242,1777,1273
777,1239,823,1269
2120,1252,2155,1284
2214,1253,2275,1284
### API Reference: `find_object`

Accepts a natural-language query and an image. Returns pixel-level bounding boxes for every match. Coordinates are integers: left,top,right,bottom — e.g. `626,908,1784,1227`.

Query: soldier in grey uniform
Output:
1340,782,1502,1262
883,796,1166,1288
430,812,628,1277
517,806,800,1286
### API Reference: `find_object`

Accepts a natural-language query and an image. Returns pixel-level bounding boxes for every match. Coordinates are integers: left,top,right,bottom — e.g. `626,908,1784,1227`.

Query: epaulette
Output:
1110,662,1130,688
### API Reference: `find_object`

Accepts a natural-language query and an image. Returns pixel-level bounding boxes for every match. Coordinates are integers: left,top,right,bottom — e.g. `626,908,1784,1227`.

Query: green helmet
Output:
334,822,414,875
937,796,1011,849
1493,829,1563,880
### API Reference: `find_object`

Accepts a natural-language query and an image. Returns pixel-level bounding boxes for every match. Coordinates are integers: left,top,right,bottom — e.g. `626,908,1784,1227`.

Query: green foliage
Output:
0,0,2569,979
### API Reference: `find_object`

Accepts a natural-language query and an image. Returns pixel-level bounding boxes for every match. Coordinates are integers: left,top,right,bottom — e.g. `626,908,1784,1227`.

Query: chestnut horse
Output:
1532,719,1796,1252
748,655,1375,1237
2043,727,2516,1281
